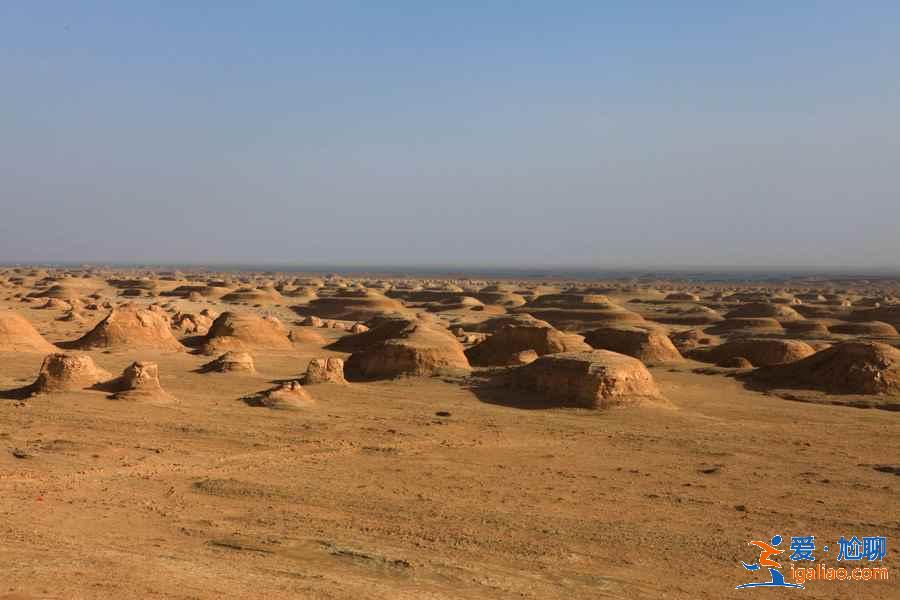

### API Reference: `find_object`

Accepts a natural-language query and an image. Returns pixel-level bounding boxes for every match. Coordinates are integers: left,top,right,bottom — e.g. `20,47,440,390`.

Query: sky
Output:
1,2,898,270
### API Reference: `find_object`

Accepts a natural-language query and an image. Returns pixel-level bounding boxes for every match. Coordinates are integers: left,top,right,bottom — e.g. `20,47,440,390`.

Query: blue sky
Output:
2,2,898,268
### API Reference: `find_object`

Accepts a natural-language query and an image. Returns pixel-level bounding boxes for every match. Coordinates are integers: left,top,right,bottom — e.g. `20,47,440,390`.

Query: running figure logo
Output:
736,535,804,589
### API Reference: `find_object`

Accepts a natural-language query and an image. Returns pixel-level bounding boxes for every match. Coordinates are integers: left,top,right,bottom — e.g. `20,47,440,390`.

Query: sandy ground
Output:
1,289,898,599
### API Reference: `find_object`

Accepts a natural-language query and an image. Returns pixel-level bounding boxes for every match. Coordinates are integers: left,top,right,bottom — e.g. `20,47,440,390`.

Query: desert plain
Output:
0,267,897,599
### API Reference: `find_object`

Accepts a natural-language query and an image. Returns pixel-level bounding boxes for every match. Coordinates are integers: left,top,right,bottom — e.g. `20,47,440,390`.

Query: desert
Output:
4,4,899,597
1,267,897,599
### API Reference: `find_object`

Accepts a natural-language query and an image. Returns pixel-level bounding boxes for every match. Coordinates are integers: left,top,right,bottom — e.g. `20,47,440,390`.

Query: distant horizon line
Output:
1,260,898,279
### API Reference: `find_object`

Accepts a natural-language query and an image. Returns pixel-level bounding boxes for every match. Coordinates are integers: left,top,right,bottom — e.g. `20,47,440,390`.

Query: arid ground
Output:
1,268,897,599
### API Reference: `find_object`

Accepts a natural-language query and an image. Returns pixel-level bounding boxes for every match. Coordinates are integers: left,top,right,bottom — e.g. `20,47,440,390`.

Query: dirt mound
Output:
57,310,87,323
0,311,58,353
796,292,827,303
664,292,700,302
848,305,900,329
706,318,785,336
793,304,854,320
281,286,319,300
471,291,527,308
170,312,214,335
751,341,900,395
69,305,184,351
294,290,409,321
37,298,73,311
829,321,898,337
288,328,328,345
201,312,292,354
465,318,590,366
305,357,347,384
718,356,753,369
783,320,831,338
201,351,256,373
583,325,683,364
243,381,314,410
725,303,804,322
670,328,716,353
526,294,614,309
689,339,815,367
220,286,284,304
30,353,112,393
514,296,644,330
650,305,724,326
27,277,106,301
461,314,543,334
511,350,663,409
341,317,470,378
110,361,176,403
328,316,422,352
162,284,230,299
425,296,486,312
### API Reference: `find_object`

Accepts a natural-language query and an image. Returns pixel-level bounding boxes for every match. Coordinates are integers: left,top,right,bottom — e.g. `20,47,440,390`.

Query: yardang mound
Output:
0,311,58,353
751,341,900,395
305,357,347,384
465,316,590,366
200,351,256,373
243,381,314,410
583,325,683,365
202,312,293,354
30,353,112,394
110,361,176,403
69,305,184,351
689,339,815,367
511,350,663,409
337,316,470,379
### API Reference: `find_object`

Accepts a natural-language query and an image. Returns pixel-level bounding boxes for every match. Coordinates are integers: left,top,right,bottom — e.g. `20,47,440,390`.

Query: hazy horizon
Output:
3,3,899,268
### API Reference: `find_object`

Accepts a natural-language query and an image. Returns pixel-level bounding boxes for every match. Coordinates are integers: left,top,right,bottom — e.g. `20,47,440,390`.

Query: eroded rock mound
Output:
58,310,87,323
0,311,58,353
288,328,328,345
244,381,314,410
294,290,409,321
339,316,470,379
664,292,700,302
511,350,663,409
651,304,724,326
689,339,815,367
829,321,898,337
31,353,112,393
465,317,590,366
305,357,347,384
670,328,715,353
783,320,831,338
171,312,214,335
725,303,805,322
70,305,184,351
38,298,73,311
583,325,682,365
111,361,176,403
707,317,785,336
221,286,284,304
201,351,256,373
514,295,644,330
718,356,753,369
751,342,900,395
201,312,292,354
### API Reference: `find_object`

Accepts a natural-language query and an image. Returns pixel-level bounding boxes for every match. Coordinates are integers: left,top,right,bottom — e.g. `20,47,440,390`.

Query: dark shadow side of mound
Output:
0,386,32,400
736,373,900,412
460,370,602,411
